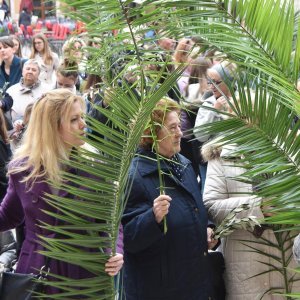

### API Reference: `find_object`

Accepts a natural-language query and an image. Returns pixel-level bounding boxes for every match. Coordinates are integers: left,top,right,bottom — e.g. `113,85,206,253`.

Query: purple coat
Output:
0,166,123,290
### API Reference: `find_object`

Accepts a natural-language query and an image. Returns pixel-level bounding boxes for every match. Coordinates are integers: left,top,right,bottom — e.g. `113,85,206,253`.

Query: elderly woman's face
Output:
207,69,231,99
156,111,182,158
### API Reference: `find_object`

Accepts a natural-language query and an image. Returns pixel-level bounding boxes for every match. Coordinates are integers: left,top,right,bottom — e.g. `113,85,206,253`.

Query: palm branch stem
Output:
152,122,167,234
276,228,292,299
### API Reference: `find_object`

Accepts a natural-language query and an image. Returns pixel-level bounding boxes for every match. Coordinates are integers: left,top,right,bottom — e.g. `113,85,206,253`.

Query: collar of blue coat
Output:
133,148,190,177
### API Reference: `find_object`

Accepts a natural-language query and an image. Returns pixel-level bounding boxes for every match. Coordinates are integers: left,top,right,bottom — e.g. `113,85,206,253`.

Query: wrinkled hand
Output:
207,227,219,250
13,119,24,133
214,96,228,111
153,195,172,224
105,253,124,276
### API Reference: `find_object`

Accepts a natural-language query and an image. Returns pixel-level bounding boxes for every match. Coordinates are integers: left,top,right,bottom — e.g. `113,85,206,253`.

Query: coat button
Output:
204,251,207,256
194,207,199,212
32,196,39,203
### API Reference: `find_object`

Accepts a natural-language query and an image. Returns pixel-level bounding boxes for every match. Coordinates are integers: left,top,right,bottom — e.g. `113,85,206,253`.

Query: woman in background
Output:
193,60,237,189
0,36,26,91
10,35,23,58
30,33,59,86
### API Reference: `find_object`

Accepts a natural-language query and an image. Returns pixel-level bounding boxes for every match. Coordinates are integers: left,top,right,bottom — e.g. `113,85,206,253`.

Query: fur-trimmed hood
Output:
201,141,223,162
201,139,238,162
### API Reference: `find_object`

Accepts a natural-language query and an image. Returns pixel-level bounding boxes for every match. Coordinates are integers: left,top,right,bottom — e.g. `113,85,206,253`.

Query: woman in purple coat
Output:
0,89,123,295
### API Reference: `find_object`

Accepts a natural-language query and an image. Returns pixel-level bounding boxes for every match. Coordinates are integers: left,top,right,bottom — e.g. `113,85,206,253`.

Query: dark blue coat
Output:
0,56,26,90
122,149,213,300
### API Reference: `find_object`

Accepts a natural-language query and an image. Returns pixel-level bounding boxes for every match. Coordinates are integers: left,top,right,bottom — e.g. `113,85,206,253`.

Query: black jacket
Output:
0,138,11,202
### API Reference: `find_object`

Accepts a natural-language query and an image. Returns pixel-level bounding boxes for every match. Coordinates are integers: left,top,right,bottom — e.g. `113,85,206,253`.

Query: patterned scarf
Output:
167,154,184,181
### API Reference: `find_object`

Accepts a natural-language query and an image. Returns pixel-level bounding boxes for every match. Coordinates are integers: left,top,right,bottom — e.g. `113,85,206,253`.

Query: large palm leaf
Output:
39,0,300,298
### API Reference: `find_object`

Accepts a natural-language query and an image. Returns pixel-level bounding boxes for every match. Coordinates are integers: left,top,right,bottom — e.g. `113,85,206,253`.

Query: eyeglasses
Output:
207,79,223,86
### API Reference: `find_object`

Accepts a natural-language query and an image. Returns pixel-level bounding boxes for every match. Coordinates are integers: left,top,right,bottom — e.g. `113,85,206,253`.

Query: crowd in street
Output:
0,21,299,299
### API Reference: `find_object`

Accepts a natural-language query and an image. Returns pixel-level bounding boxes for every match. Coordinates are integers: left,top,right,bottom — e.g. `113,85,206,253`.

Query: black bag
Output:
0,271,46,300
208,251,226,300
3,110,13,131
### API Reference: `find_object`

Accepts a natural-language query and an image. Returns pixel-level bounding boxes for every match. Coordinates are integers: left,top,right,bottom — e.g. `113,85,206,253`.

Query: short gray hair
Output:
23,59,41,74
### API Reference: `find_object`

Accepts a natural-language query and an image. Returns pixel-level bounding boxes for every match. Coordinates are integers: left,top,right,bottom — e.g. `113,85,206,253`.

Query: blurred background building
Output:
3,0,300,25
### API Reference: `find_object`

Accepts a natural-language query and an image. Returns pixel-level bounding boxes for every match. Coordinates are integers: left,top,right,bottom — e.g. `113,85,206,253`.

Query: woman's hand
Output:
207,227,219,250
13,119,24,133
105,253,124,276
153,195,172,224
214,96,228,111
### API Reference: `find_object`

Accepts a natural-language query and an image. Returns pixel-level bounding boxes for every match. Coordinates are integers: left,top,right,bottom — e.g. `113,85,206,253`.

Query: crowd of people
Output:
0,26,299,300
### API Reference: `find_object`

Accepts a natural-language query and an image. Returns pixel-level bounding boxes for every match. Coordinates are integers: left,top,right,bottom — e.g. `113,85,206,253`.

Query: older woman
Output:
122,98,217,300
193,61,237,190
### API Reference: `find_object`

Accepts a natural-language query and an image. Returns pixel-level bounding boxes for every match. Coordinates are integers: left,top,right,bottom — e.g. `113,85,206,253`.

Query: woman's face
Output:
59,101,86,149
156,111,183,158
0,43,14,61
12,39,20,54
207,69,231,99
34,38,45,53
71,41,83,60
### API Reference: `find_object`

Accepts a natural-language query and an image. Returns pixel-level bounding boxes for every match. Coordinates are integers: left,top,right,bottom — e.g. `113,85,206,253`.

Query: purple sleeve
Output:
116,224,124,254
0,175,25,231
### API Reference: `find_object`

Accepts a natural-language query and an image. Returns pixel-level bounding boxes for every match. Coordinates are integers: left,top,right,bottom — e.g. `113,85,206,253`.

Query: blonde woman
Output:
0,89,123,295
62,37,87,89
30,33,59,86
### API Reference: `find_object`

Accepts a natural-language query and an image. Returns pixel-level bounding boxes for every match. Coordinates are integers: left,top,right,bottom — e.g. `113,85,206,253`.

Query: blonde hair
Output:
30,33,54,65
62,37,86,62
9,89,85,185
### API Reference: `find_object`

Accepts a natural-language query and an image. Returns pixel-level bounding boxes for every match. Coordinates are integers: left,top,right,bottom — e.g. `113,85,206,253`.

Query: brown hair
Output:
30,33,54,65
184,57,213,97
84,74,102,91
140,98,181,150
56,58,79,80
23,103,34,125
10,35,23,58
0,36,14,48
0,110,8,143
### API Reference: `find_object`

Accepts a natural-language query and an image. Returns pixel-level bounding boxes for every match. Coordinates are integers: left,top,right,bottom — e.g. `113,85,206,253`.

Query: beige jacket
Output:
202,142,300,299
